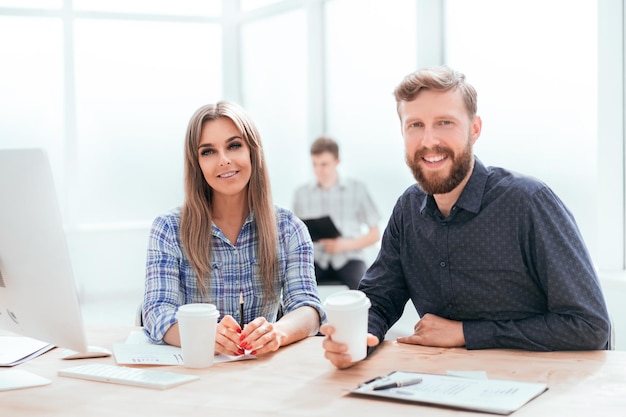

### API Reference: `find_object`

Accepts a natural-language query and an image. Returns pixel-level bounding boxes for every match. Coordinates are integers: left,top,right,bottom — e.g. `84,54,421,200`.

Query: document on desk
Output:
112,330,256,365
0,336,55,366
350,371,548,415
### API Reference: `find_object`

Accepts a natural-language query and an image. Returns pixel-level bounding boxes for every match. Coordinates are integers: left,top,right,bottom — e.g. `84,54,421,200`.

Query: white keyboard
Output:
58,363,199,390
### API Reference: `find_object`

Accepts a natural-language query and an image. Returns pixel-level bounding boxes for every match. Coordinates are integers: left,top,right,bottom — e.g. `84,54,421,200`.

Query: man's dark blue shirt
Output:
360,158,610,351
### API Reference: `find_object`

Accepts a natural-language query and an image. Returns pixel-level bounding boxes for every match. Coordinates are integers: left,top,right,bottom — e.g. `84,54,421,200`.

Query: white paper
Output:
0,336,55,366
113,330,255,365
352,371,547,415
446,370,488,380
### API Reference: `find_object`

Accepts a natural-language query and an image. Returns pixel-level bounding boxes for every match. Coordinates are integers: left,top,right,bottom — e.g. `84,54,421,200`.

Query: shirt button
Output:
439,261,446,268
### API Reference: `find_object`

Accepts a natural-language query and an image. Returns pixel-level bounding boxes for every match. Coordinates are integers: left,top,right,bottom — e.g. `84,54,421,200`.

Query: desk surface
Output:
2,325,626,416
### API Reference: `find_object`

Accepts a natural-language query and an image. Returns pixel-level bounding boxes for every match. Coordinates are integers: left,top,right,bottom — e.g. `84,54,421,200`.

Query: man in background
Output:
293,136,381,289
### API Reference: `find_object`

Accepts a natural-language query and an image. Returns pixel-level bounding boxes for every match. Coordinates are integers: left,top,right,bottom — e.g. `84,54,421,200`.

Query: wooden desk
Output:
2,325,626,416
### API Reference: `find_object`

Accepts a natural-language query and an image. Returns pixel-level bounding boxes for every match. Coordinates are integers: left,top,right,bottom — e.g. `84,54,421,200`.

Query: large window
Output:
0,16,64,187
0,2,223,296
324,0,418,225
240,8,309,210
72,18,221,224
446,0,600,259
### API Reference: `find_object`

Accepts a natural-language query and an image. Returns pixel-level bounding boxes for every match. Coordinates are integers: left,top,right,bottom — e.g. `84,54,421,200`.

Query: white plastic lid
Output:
176,303,219,319
323,290,371,311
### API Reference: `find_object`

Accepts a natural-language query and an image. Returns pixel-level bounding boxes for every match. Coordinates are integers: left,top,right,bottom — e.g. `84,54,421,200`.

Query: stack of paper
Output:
351,370,548,415
112,330,255,365
0,336,55,367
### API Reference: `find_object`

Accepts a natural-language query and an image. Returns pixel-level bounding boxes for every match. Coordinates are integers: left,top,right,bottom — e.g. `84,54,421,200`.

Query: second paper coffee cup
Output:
323,290,371,361
176,303,220,368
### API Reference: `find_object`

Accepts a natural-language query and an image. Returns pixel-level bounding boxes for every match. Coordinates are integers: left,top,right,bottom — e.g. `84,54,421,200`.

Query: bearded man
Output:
320,65,611,369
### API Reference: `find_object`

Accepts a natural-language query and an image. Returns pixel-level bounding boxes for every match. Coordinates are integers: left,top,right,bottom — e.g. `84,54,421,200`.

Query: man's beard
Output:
406,141,473,195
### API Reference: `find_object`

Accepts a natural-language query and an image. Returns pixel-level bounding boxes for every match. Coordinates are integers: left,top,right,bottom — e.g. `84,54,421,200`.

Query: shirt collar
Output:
455,157,488,214
211,210,255,237
309,176,346,191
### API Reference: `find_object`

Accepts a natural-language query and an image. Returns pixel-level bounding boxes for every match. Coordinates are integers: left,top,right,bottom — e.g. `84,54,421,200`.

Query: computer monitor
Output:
0,148,109,359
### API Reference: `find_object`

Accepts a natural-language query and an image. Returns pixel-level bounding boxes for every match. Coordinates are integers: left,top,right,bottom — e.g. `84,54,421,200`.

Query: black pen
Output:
239,290,244,329
373,378,423,391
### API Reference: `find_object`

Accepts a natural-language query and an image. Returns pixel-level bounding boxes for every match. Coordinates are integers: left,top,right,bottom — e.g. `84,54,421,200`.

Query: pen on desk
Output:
372,378,423,391
362,376,383,386
239,290,244,329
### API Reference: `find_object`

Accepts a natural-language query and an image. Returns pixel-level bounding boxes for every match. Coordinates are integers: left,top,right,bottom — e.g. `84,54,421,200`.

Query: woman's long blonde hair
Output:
180,101,278,296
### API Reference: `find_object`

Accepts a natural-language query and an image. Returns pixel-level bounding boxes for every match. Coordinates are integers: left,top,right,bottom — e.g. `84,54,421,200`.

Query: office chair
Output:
135,303,143,327
608,316,615,350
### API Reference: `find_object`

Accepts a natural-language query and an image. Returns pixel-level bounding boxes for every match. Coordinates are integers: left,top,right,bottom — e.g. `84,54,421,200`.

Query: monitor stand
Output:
59,345,112,360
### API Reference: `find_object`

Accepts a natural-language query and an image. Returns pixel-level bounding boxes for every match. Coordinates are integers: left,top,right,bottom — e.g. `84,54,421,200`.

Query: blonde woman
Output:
143,101,324,357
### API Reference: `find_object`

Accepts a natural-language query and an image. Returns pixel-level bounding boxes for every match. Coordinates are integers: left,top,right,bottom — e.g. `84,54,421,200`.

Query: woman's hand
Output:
215,315,245,356
239,317,287,356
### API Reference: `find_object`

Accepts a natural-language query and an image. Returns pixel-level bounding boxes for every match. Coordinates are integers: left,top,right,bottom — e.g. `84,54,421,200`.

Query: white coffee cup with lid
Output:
323,290,371,361
176,303,220,368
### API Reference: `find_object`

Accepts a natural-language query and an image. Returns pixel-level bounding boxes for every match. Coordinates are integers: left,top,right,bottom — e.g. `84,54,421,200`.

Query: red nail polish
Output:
250,350,257,355
239,333,246,341
238,348,245,355
240,341,247,348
